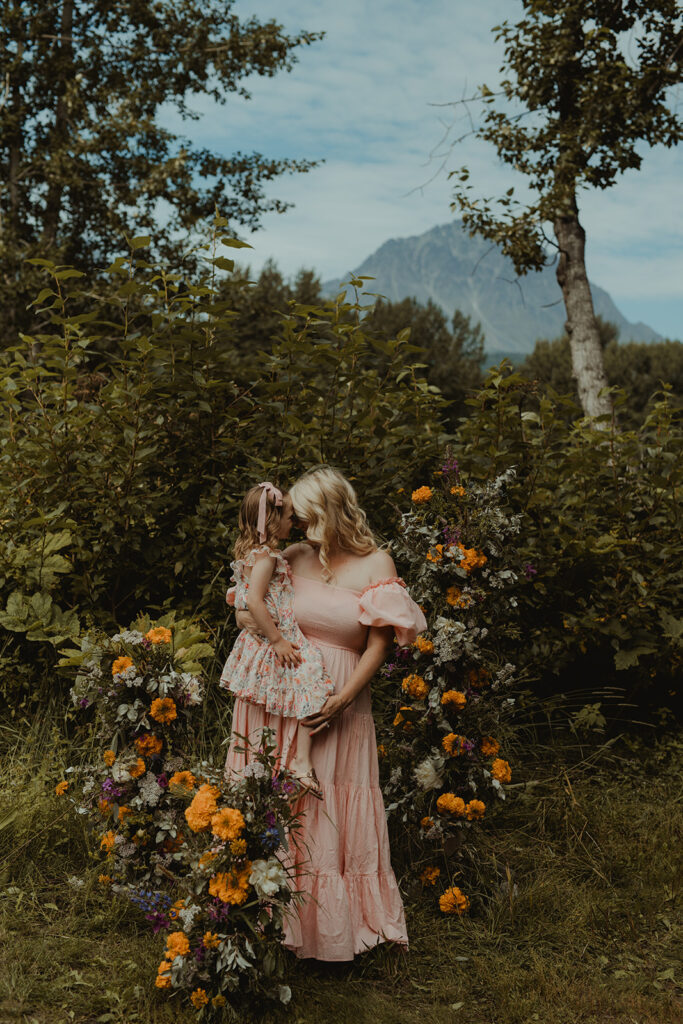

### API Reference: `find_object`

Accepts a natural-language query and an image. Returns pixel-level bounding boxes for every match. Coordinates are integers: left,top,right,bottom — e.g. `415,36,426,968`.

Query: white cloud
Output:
156,0,682,339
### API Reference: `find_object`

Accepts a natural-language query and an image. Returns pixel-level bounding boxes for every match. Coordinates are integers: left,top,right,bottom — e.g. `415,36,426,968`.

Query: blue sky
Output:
161,0,682,340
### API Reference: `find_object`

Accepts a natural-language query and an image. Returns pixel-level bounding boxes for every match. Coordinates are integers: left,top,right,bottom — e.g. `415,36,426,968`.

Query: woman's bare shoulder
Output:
281,541,314,567
365,547,398,582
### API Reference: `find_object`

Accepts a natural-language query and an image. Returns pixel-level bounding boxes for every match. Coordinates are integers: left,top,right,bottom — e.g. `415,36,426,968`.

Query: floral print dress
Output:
219,546,335,719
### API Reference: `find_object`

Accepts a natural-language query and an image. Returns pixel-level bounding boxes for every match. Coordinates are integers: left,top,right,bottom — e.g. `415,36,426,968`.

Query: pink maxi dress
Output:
224,572,427,961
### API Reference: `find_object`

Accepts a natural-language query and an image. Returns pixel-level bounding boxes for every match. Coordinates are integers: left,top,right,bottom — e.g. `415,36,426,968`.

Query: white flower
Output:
179,904,202,929
279,985,292,1004
67,875,85,889
138,771,164,807
242,761,268,780
413,757,443,791
111,762,132,783
249,857,287,898
111,630,144,644
177,672,203,706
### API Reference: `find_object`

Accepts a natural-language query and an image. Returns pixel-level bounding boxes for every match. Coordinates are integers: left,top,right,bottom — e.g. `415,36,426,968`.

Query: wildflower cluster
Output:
58,616,301,1017
381,459,524,917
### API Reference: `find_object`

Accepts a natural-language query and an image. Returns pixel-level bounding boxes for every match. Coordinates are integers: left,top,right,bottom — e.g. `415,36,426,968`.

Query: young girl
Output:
220,480,334,799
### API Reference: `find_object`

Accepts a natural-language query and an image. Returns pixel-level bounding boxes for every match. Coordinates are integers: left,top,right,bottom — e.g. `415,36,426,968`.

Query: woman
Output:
224,466,426,961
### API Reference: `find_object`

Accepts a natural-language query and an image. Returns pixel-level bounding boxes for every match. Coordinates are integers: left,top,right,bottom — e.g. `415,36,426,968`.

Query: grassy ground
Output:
0,711,680,1024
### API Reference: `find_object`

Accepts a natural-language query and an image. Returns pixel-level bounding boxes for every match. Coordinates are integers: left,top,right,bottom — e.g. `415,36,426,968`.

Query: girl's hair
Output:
288,466,377,581
234,484,285,560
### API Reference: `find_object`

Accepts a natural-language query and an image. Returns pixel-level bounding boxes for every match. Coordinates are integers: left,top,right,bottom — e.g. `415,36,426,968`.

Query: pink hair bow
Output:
257,481,283,542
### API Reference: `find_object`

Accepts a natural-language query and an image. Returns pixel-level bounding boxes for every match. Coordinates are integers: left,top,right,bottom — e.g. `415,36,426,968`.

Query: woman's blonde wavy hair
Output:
288,466,377,581
234,484,285,561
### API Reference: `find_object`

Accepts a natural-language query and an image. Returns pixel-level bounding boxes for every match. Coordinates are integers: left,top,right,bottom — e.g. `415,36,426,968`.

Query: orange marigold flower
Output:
414,635,435,654
168,899,185,921
199,850,218,869
426,543,444,563
439,886,470,915
169,770,197,792
480,736,500,757
392,706,414,731
401,673,429,700
377,743,387,759
442,732,467,757
421,865,441,885
150,696,177,725
190,988,209,1009
103,749,116,767
117,805,132,822
98,797,111,817
491,758,512,784
129,757,146,779
465,799,486,820
209,866,251,905
203,931,221,949
436,793,465,816
456,544,487,573
146,626,172,645
230,838,247,856
211,807,245,842
411,486,433,504
441,690,467,710
55,780,68,796
98,874,112,885
100,830,116,854
155,961,173,989
420,816,434,829
212,995,227,1008
112,656,133,676
185,783,221,832
446,587,474,609
134,733,163,757
450,485,466,497
165,931,190,959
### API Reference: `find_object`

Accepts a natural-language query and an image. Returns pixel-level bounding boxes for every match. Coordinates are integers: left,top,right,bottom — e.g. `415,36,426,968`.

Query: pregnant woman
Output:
224,466,426,961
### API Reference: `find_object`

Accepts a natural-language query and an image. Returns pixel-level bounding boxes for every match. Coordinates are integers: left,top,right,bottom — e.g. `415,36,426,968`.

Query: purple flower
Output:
265,810,276,827
101,777,124,799
78,697,90,709
442,456,460,477
141,637,152,649
463,739,476,753
156,773,169,789
207,898,231,923
524,563,537,579
146,910,169,934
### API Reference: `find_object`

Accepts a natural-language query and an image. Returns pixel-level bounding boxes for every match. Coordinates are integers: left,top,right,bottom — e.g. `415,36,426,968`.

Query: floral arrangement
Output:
381,457,524,915
57,615,302,1016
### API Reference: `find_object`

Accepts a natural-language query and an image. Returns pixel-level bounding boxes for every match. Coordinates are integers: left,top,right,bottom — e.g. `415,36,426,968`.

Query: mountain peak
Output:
323,221,661,353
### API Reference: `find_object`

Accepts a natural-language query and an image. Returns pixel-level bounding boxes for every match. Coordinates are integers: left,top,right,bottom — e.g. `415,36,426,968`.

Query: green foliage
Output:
449,1,683,273
521,324,683,427
1,0,323,335
0,222,446,706
450,364,682,708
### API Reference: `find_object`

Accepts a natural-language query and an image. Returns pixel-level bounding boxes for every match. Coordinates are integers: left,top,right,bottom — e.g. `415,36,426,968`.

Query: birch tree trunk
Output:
554,197,612,420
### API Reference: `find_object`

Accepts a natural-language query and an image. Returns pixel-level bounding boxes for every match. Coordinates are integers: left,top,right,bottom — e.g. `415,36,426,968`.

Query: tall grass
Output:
1,691,680,1024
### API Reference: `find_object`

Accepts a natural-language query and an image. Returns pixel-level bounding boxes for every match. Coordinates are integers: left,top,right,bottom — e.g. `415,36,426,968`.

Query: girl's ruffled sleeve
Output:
358,577,427,647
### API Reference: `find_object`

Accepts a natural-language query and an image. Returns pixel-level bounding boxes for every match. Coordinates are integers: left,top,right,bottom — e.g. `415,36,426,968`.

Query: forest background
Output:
0,1,681,1022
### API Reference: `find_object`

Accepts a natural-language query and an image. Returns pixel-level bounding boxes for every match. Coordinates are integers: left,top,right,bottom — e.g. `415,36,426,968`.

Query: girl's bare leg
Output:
289,722,322,799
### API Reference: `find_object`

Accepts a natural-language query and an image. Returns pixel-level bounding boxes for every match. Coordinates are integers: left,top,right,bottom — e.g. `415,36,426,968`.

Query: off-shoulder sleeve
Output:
357,577,427,647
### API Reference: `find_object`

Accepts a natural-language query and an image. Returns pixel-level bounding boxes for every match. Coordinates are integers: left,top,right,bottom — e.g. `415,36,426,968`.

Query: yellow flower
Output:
203,931,221,949
446,587,474,609
146,626,172,645
185,783,221,832
456,543,487,573
134,733,163,757
442,732,466,757
190,988,209,1009
199,850,218,869
401,673,429,700
480,736,500,757
155,960,172,989
414,635,435,654
98,797,111,817
209,866,251,905
439,886,470,915
441,690,467,710
212,995,227,1008
150,696,177,725
420,866,441,886
426,543,444,564
55,780,68,796
168,770,197,792
211,807,245,842
436,793,465,816
491,758,512,783
377,743,387,760
450,485,466,497
129,757,146,779
112,656,133,677
411,486,433,504
230,838,248,856
98,874,112,885
103,749,116,767
100,830,116,854
117,805,132,823
392,706,414,731
165,931,190,960
420,815,434,829
465,799,486,820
